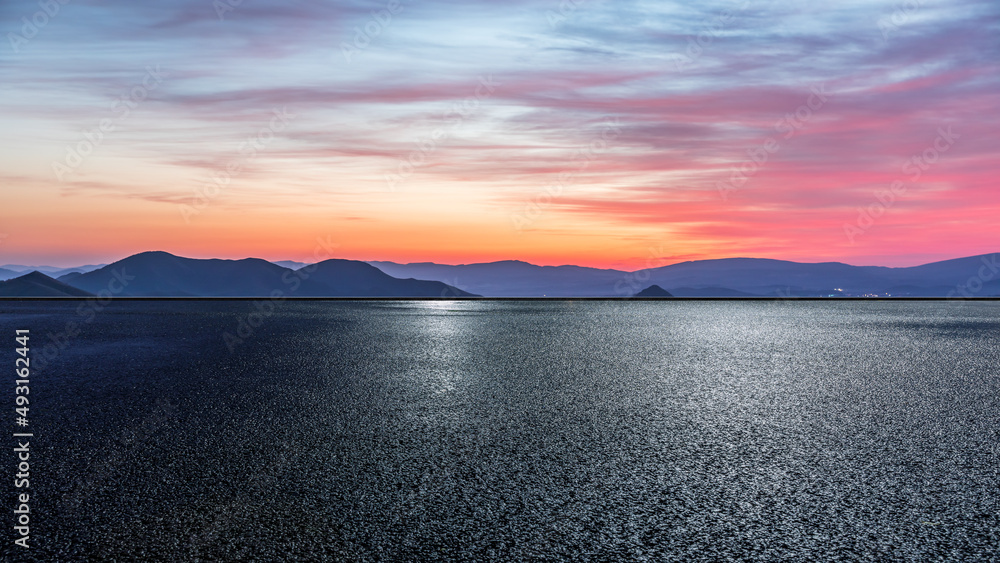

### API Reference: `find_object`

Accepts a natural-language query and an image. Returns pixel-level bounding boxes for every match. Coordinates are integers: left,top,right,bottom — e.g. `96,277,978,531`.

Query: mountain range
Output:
0,263,106,280
1,251,997,298
371,254,1000,297
0,271,95,297
0,252,474,298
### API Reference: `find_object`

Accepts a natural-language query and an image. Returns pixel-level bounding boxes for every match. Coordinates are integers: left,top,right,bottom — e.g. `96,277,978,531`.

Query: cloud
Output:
1,0,997,266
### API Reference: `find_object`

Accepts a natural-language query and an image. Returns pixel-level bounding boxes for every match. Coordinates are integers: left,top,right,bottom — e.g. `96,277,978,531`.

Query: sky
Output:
0,0,997,269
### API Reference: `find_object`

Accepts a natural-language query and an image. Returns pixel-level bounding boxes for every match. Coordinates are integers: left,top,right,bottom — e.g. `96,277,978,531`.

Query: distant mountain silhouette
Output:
0,272,94,297
1,264,106,278
297,260,477,297
0,268,21,281
641,255,1000,297
8,251,996,298
634,285,673,297
368,260,627,297
271,260,310,270
57,271,85,284
56,251,475,297
368,253,1000,297
61,252,299,297
49,265,107,278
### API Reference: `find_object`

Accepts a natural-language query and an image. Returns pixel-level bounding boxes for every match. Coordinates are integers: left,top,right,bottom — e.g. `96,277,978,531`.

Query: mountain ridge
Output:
368,253,1000,297
53,252,476,298
0,272,95,297
4,251,997,298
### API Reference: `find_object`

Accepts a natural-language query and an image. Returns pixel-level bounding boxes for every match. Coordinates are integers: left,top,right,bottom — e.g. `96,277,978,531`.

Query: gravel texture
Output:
2,300,999,561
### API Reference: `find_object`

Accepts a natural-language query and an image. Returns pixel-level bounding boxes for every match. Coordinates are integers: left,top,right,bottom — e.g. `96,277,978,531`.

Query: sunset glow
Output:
1,0,997,269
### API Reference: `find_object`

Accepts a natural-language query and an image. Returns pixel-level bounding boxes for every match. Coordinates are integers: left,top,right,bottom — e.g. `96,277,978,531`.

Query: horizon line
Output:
3,296,1000,302
5,249,999,273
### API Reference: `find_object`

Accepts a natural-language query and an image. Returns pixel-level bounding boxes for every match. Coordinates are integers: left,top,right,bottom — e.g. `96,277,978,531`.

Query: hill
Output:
0,268,21,281
58,251,474,297
12,250,996,298
366,254,1000,297
297,260,478,297
368,260,628,297
634,285,674,298
0,272,95,297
